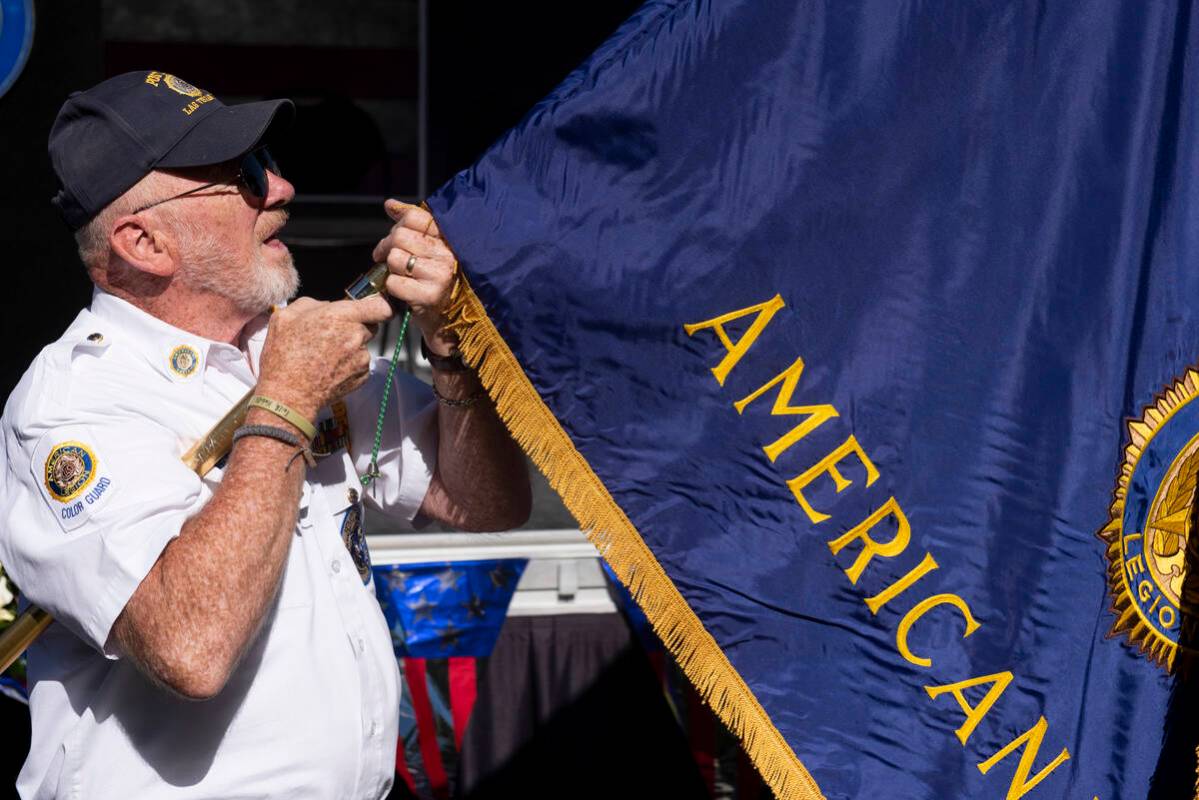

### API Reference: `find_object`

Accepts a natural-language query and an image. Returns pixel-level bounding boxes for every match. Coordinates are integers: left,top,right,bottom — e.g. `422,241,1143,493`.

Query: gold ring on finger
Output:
405,254,418,275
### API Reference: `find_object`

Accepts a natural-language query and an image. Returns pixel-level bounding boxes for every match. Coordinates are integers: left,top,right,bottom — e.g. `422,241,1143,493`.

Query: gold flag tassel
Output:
443,275,823,800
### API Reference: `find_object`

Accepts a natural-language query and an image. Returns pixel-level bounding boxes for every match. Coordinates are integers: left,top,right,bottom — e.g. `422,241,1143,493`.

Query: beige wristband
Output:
248,395,317,440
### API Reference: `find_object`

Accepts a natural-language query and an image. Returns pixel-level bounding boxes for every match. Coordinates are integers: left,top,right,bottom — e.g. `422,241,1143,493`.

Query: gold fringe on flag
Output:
443,275,824,800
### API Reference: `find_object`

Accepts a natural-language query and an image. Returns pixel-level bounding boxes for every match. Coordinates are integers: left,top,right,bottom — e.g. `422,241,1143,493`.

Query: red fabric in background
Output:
395,745,417,796
389,614,771,799
448,657,477,751
404,658,449,800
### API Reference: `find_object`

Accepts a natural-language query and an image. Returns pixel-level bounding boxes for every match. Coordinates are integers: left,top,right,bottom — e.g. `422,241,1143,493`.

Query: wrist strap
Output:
248,395,317,440
232,424,317,469
420,338,470,373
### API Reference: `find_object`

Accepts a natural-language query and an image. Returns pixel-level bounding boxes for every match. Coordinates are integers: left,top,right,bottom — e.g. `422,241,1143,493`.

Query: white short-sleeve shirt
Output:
0,291,437,799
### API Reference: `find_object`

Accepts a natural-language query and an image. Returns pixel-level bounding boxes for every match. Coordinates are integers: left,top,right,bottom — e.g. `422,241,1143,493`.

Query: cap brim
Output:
156,98,295,168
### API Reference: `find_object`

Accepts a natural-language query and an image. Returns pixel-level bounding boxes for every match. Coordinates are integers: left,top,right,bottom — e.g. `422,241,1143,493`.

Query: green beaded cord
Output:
360,310,411,487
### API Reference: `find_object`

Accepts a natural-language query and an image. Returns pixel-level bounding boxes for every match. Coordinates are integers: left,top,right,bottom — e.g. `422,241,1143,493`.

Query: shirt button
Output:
86,332,104,343
357,637,366,654
331,560,341,574
368,720,379,737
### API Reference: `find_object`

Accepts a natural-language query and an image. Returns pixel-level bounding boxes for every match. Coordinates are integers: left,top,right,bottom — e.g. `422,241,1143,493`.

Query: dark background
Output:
0,0,642,399
0,0,646,537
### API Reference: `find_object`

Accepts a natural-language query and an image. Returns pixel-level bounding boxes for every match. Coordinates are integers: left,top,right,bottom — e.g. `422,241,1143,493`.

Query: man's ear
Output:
109,216,178,278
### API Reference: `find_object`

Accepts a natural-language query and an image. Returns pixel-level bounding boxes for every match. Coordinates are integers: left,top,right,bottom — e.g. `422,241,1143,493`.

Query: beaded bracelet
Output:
432,385,486,408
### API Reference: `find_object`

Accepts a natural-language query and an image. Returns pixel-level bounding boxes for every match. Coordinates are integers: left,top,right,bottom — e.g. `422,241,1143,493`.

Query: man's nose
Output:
263,170,295,210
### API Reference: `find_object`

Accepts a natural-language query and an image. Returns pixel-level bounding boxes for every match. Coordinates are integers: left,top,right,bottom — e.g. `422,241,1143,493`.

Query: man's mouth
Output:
259,212,290,248
260,220,289,250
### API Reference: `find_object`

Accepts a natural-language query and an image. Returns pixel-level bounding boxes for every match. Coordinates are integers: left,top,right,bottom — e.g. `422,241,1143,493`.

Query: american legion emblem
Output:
163,74,203,98
1100,367,1199,669
35,430,116,532
44,442,97,502
169,345,199,378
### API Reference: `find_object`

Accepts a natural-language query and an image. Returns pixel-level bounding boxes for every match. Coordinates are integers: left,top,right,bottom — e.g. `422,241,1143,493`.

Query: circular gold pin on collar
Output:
169,345,200,378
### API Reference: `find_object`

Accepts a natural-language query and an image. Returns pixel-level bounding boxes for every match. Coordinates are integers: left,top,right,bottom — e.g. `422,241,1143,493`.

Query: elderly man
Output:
0,71,530,798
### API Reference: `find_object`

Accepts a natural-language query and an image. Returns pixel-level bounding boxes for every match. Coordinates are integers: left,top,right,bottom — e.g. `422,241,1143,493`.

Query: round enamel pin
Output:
169,345,199,378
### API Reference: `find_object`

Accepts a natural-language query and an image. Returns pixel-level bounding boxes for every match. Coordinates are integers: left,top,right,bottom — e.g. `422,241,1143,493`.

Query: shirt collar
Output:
88,290,267,387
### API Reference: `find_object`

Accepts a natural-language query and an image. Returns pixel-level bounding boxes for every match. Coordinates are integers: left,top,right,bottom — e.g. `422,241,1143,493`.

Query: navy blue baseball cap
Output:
48,70,295,230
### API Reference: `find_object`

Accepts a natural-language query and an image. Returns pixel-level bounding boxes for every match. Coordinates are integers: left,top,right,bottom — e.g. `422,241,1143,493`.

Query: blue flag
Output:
426,2,1199,797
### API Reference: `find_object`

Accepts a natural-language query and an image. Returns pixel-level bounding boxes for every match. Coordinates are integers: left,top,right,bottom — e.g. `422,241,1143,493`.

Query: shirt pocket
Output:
274,488,315,611
274,538,314,610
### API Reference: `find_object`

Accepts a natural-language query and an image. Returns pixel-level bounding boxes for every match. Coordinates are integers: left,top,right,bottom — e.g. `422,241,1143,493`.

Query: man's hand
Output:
111,293,395,699
256,295,394,421
371,200,459,356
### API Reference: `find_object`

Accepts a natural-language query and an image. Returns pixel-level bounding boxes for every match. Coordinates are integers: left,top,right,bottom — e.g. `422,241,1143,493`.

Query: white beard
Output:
174,219,300,315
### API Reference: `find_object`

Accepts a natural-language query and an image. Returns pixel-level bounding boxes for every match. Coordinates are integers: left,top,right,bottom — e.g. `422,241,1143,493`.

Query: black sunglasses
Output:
132,148,281,214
